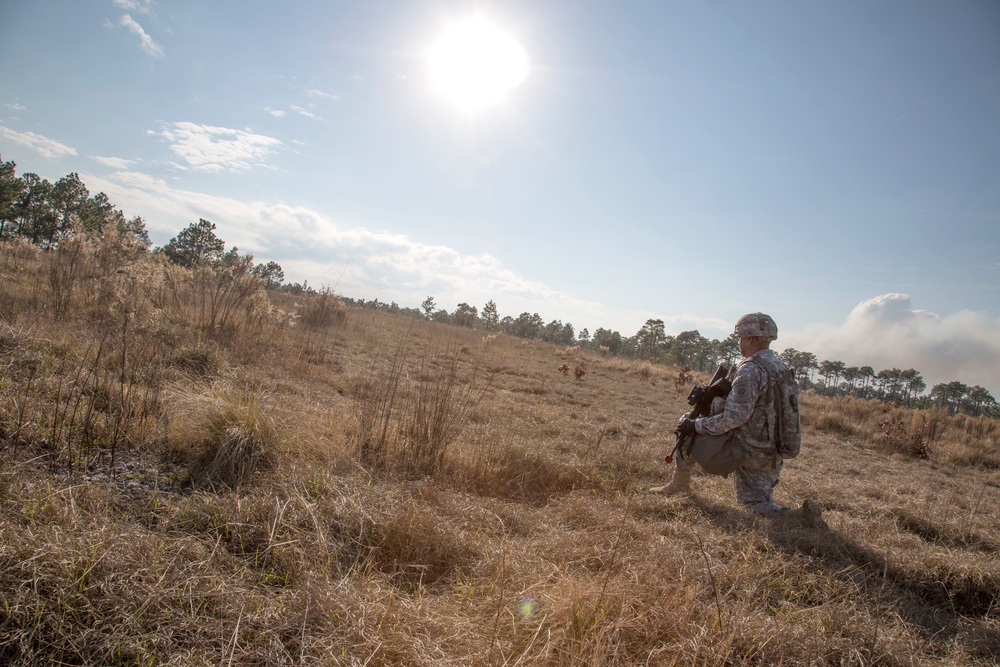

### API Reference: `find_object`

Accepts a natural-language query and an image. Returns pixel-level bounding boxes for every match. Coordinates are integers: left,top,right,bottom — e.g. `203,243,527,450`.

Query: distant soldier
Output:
651,313,823,525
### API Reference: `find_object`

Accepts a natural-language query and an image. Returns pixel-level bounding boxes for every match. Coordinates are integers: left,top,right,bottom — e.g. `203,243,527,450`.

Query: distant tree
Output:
79,191,118,237
842,366,860,394
819,360,846,391
481,300,499,331
453,302,478,328
118,215,152,250
692,336,718,372
720,332,741,366
931,381,968,415
162,219,226,268
858,366,876,395
507,312,543,339
431,308,451,324
591,327,623,355
876,368,905,402
672,330,704,368
45,172,89,246
634,319,667,360
252,260,285,289
900,369,925,406
559,321,576,345
578,328,590,344
0,156,25,239
421,296,436,319
538,320,576,345
966,385,997,417
16,173,55,245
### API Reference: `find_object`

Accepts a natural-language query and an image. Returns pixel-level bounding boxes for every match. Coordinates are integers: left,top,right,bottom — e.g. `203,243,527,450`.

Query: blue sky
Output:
2,1,999,393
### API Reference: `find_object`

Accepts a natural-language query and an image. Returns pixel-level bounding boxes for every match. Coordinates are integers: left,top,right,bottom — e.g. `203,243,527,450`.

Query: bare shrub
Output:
674,365,693,391
402,347,487,475
298,287,347,329
0,237,40,272
877,415,930,459
352,344,406,468
153,258,275,339
47,232,90,318
352,337,491,476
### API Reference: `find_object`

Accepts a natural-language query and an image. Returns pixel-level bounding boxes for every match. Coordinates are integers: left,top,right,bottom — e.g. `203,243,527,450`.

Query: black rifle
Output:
665,364,731,464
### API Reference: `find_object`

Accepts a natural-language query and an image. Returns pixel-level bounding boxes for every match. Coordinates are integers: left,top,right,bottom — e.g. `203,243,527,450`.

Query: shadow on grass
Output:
689,495,1000,661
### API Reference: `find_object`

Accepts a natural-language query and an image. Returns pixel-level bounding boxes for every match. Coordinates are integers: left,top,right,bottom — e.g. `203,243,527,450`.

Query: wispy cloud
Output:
155,122,282,172
119,13,163,58
113,0,156,14
0,124,76,158
782,293,1000,395
79,169,611,328
92,155,135,169
265,108,286,118
290,105,320,120
5,103,27,112
306,89,338,100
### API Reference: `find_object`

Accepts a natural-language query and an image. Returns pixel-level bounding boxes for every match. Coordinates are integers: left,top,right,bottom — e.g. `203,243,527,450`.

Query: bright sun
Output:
427,18,530,113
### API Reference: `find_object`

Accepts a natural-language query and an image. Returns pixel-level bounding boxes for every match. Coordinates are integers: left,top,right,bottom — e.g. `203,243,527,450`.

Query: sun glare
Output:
427,18,529,114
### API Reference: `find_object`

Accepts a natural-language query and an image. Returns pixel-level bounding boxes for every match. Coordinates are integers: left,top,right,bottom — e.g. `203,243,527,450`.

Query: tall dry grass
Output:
2,239,999,666
803,392,1000,468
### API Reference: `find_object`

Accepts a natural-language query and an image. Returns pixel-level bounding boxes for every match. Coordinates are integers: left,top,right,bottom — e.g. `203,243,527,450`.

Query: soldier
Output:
650,313,823,525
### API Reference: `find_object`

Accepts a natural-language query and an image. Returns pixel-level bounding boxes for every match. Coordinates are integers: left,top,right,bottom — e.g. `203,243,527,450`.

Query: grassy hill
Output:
1,237,998,666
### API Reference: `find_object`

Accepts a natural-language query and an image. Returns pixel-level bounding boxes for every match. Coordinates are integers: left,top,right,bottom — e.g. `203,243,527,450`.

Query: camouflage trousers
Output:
678,433,788,515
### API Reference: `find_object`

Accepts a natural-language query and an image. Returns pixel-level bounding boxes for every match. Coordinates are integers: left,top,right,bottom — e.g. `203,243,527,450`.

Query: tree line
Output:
2,154,995,418
0,155,292,291
356,298,999,419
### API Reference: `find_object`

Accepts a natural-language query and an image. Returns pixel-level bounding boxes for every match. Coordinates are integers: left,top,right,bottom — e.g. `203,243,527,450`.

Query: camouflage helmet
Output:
734,312,778,339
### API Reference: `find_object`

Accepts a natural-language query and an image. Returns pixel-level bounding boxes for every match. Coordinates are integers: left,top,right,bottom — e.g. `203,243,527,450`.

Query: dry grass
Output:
1,239,999,666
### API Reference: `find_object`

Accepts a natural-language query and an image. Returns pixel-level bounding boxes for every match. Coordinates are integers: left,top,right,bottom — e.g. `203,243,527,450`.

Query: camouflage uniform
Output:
667,313,792,515
675,348,789,515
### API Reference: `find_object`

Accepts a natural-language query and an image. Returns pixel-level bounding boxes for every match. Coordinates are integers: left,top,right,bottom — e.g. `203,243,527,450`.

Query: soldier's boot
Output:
649,469,693,495
799,498,826,529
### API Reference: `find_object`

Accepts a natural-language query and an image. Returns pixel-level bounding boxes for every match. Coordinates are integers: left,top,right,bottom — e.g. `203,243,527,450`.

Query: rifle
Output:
665,364,731,464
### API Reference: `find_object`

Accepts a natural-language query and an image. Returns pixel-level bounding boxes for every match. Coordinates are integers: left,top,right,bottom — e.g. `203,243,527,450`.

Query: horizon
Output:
1,1,998,395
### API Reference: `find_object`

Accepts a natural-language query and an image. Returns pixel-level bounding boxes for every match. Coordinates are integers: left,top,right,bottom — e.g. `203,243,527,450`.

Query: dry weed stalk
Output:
353,335,493,477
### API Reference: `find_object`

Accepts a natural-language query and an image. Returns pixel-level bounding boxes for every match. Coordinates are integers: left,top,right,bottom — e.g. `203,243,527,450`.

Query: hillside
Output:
1,238,998,666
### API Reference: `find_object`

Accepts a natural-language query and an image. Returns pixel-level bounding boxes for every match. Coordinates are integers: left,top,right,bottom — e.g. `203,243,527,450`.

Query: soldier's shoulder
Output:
752,349,788,369
735,356,770,380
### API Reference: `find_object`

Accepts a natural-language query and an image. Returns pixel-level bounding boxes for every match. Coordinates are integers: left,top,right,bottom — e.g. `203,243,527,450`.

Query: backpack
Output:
751,355,802,458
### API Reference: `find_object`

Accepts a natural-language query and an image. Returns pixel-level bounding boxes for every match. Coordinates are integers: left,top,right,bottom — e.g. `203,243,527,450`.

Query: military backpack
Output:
751,355,802,458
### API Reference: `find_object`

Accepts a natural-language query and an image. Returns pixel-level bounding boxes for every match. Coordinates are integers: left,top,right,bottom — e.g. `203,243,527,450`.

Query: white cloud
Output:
155,122,282,172
5,103,26,111
290,105,320,120
78,169,610,329
119,14,164,58
0,124,76,158
306,89,338,100
265,108,286,118
92,155,135,169
782,293,1000,395
113,0,156,14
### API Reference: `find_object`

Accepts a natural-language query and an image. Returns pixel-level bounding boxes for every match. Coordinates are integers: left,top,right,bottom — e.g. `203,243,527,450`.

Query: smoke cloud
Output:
782,293,1000,396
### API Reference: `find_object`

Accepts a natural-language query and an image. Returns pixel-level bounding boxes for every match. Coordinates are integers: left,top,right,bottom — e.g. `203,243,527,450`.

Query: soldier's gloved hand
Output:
676,418,696,435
